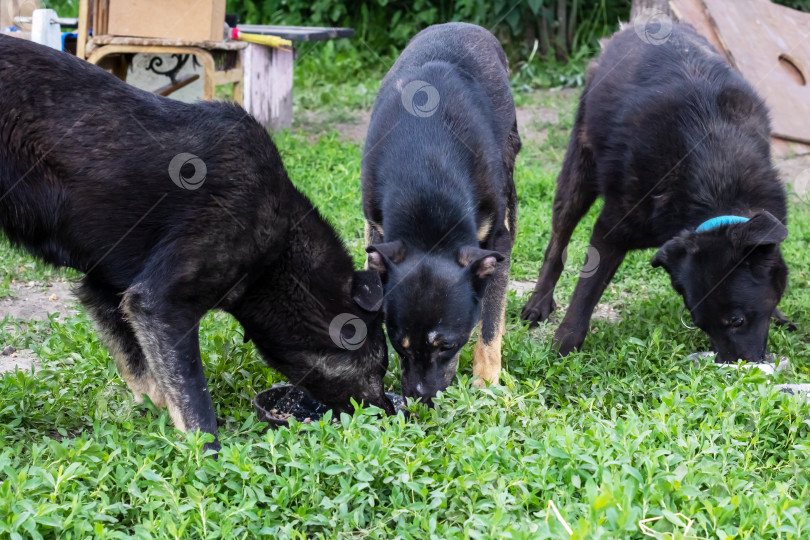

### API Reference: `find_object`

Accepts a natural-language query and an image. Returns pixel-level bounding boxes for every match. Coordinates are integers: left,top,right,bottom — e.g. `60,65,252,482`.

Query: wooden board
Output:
106,0,225,42
236,25,355,42
241,43,293,130
668,0,725,57
701,0,810,144
772,137,810,158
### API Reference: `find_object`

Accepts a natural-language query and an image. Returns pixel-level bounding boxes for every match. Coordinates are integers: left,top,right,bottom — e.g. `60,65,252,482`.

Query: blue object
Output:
61,31,77,52
696,215,750,233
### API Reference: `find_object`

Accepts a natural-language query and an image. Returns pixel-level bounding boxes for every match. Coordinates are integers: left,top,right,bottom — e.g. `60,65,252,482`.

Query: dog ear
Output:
717,86,758,122
366,240,406,274
730,211,787,248
351,270,384,312
458,246,504,279
651,236,689,274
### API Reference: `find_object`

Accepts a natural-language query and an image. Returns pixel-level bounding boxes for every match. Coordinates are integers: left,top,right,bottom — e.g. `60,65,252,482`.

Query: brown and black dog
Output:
0,36,394,448
521,23,793,361
362,23,521,404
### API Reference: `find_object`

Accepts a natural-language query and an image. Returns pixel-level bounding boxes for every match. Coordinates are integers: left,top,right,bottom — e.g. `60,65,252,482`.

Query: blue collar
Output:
695,215,750,233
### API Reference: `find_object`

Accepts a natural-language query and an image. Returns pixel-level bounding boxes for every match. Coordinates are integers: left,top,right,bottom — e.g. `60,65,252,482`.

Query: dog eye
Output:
439,343,456,352
729,315,745,328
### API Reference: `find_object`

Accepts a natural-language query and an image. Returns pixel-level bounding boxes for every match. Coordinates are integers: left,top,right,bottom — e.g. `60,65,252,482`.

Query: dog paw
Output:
520,294,556,326
773,317,798,332
553,325,586,357
472,340,501,386
203,439,222,455
472,369,500,387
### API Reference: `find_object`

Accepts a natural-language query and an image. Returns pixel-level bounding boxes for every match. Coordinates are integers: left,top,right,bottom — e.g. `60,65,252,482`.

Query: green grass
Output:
2,98,810,538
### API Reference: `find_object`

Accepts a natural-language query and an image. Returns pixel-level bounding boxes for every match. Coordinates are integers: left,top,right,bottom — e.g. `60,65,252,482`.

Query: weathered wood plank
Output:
236,25,354,42
242,43,293,130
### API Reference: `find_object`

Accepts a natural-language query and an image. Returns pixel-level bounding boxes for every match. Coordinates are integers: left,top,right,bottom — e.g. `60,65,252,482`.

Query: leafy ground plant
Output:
1,92,810,538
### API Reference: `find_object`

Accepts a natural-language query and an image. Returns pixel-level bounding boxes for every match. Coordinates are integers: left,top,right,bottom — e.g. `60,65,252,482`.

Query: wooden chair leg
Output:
112,54,129,81
233,75,244,105
232,54,244,105
196,51,216,100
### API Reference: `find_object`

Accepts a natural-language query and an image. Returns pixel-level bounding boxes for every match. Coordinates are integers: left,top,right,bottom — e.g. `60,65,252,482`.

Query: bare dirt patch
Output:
297,86,809,198
775,153,810,199
510,280,536,297
294,88,577,145
0,280,78,375
331,110,372,144
515,105,560,146
0,280,77,322
295,109,371,144
509,279,622,323
0,346,39,374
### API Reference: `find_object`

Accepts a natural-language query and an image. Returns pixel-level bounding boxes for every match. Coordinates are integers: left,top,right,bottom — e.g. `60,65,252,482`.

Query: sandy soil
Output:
0,280,77,322
0,346,40,374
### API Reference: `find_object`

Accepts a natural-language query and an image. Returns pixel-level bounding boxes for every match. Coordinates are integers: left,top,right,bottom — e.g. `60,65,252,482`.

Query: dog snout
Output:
712,339,767,364
402,377,437,406
409,384,436,406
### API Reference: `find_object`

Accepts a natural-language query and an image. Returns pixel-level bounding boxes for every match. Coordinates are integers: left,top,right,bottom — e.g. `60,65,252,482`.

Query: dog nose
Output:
406,382,435,407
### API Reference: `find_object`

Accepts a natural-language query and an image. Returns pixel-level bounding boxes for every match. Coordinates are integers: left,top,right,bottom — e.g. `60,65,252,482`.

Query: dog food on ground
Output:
254,385,406,426
776,384,810,402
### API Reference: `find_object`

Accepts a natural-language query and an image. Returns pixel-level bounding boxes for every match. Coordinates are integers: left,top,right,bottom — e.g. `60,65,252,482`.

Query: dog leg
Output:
522,110,597,326
473,229,511,385
364,220,384,269
121,283,218,443
473,301,506,386
76,279,166,407
554,218,627,356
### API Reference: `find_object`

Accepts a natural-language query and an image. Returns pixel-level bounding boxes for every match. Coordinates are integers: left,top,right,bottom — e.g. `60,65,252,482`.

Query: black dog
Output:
521,23,792,362
0,36,394,446
362,23,521,403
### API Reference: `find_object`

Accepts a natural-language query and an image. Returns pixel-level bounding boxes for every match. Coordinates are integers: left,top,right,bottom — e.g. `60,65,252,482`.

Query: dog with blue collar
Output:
521,22,793,364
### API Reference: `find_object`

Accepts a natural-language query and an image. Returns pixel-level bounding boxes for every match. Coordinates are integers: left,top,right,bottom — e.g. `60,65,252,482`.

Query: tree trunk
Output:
555,0,567,61
539,14,551,57
567,0,578,51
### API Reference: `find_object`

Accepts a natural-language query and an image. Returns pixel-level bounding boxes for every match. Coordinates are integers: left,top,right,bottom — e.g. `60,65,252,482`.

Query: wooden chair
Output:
75,0,245,102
